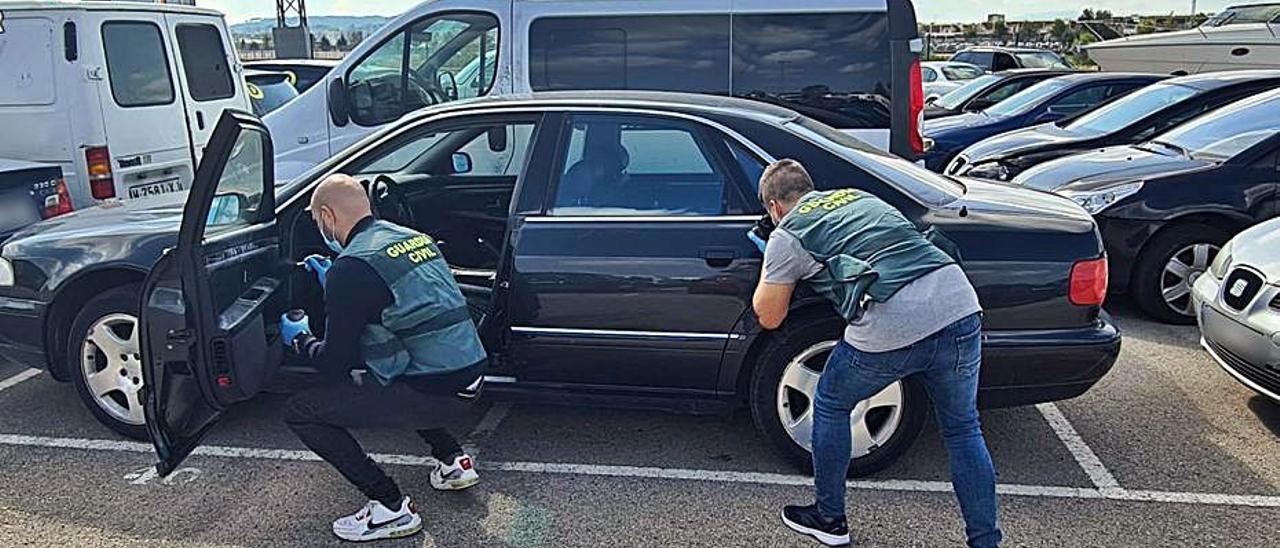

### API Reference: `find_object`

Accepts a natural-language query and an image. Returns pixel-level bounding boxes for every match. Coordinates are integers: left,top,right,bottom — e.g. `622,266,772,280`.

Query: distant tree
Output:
1080,9,1095,21
336,33,349,50
318,35,333,51
262,32,273,49
1137,21,1158,34
1096,10,1113,20
351,30,365,45
993,20,1009,42
963,25,979,40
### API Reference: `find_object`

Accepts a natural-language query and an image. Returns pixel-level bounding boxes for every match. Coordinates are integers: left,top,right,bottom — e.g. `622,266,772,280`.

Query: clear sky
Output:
202,1,1236,25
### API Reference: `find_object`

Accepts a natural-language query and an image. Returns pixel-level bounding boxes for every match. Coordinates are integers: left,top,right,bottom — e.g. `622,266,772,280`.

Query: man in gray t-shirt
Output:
753,160,1001,548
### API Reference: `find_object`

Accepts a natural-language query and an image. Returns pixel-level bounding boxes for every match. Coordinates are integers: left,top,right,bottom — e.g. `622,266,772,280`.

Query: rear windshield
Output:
246,75,298,116
932,73,1003,110
102,21,175,107
1156,90,1280,161
942,65,984,81
176,24,235,102
986,78,1070,117
1066,83,1199,136
528,12,894,129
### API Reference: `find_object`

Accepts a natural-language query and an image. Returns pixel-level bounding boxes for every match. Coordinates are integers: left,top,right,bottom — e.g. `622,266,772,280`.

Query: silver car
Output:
1192,217,1280,402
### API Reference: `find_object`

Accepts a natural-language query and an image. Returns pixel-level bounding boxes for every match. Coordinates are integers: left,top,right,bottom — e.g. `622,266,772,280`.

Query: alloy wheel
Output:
1161,243,1219,317
80,313,145,426
775,341,904,458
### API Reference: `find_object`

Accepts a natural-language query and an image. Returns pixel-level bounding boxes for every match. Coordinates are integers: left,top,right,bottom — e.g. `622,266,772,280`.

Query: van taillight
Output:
908,59,926,157
85,146,115,200
1070,257,1109,306
42,179,74,219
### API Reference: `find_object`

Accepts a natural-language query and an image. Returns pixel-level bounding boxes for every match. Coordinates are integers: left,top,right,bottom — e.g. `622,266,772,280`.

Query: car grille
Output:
1207,338,1280,394
1222,268,1265,311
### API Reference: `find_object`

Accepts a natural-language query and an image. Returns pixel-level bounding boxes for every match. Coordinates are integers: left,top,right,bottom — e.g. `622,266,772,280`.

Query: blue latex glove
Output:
279,312,312,349
303,254,332,288
747,229,768,254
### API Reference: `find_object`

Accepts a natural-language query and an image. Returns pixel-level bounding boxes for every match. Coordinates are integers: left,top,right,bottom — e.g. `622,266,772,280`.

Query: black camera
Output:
750,213,776,242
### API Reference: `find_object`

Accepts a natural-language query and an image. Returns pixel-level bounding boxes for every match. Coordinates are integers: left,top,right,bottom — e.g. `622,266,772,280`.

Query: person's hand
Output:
747,229,768,254
280,312,312,349
303,254,332,288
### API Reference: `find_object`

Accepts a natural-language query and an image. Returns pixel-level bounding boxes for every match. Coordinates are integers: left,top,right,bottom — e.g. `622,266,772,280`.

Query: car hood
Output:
924,112,1000,137
961,123,1085,163
3,193,184,254
924,104,961,120
1228,217,1280,280
950,177,1096,234
1011,145,1213,193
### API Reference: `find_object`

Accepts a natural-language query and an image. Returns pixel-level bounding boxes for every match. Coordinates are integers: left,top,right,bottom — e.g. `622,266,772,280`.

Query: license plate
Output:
128,178,184,199
0,192,40,233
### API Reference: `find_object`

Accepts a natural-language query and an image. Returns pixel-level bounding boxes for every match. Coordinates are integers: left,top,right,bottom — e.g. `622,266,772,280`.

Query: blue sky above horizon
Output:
202,1,1236,25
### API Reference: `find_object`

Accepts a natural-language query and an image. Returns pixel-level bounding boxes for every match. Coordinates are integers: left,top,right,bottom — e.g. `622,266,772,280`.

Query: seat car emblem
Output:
1229,279,1248,298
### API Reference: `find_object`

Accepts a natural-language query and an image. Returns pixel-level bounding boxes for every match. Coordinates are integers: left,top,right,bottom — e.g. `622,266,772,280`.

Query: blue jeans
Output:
812,313,1001,548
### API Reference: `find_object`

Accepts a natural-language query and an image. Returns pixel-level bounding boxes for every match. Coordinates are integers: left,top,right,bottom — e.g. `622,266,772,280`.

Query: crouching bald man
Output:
749,160,1002,547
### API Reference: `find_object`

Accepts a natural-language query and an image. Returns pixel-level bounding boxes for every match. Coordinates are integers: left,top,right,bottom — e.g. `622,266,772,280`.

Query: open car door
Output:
140,111,284,475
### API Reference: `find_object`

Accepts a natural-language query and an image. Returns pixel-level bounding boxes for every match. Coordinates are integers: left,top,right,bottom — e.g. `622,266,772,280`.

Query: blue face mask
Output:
321,215,343,254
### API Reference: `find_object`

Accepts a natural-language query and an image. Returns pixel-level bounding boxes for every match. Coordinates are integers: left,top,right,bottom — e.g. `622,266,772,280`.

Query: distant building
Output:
987,14,1006,25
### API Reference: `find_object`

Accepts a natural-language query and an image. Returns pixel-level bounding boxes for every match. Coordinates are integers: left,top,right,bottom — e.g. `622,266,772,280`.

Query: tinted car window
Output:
245,74,299,116
205,129,268,237
551,116,728,216
102,22,174,107
1066,83,1199,136
952,51,993,69
175,24,234,102
528,15,730,93
993,53,1019,71
732,13,892,129
1158,91,1280,161
986,78,1071,117
932,73,1003,110
1048,84,1113,115
977,78,1039,106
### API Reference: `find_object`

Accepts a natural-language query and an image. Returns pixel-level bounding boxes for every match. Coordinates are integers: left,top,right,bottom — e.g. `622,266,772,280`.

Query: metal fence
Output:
238,49,348,61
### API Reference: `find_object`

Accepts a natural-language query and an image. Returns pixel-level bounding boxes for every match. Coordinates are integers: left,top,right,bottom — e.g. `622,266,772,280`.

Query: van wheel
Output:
749,317,925,476
1132,224,1228,324
67,285,149,440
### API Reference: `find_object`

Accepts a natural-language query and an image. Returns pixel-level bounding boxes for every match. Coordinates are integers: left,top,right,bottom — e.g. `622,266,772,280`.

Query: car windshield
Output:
1066,83,1199,136
933,74,1003,110
1154,91,1280,161
1015,51,1072,69
985,78,1071,117
942,65,984,81
789,118,964,207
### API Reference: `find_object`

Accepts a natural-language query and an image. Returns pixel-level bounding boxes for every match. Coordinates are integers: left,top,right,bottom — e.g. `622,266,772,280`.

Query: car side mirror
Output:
207,193,247,226
487,127,507,152
452,152,473,175
328,77,350,127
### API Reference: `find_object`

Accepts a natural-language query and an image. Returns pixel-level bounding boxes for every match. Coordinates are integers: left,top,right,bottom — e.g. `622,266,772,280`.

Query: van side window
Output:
175,24,235,102
102,21,175,107
732,13,892,129
528,15,730,93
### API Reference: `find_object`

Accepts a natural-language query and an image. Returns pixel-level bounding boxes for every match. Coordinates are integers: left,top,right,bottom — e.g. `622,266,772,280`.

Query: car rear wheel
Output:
67,285,148,440
750,317,925,476
1132,224,1228,324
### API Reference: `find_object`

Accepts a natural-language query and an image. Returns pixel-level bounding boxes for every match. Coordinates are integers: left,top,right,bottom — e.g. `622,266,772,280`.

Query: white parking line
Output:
2,432,1278,508
0,369,41,394
1036,402,1122,493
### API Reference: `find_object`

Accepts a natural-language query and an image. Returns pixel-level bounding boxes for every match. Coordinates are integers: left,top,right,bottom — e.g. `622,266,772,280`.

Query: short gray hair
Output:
759,159,815,205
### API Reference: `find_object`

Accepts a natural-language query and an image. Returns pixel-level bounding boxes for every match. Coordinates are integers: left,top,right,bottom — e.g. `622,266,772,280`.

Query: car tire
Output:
67,284,149,440
749,315,926,477
1132,224,1229,324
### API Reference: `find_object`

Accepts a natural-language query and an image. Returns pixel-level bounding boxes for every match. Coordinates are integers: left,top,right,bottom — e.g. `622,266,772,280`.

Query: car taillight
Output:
908,59,925,157
1070,257,1109,306
42,178,74,219
85,146,115,200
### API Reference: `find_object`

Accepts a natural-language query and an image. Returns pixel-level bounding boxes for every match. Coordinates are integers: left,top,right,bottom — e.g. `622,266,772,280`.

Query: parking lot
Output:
0,301,1274,547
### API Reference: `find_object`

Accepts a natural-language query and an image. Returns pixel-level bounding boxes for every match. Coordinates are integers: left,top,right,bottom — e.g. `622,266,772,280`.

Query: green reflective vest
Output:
777,189,957,323
339,220,486,385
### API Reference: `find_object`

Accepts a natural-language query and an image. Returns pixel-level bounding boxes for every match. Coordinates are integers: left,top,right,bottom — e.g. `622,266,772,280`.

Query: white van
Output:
0,1,250,211
267,0,926,180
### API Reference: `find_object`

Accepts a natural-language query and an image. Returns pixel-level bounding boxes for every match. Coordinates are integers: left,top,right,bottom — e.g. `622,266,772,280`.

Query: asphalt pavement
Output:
0,301,1277,547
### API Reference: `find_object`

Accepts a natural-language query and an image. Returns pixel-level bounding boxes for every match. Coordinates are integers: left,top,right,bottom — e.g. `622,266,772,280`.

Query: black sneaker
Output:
781,503,850,546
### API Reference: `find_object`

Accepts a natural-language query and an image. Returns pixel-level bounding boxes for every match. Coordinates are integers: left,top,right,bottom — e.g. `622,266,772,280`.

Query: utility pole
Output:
273,0,312,59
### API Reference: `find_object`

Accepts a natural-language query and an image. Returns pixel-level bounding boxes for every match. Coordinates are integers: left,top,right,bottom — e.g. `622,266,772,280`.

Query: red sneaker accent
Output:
459,457,473,470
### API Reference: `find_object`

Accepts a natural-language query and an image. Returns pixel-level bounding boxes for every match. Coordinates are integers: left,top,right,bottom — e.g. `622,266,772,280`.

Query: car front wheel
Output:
750,316,925,476
1132,224,1228,324
67,285,149,440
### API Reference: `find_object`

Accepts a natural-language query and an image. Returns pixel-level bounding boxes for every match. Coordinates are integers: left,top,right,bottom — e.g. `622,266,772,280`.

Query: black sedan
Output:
0,92,1120,476
950,71,1280,181
1013,88,1280,323
925,69,1074,120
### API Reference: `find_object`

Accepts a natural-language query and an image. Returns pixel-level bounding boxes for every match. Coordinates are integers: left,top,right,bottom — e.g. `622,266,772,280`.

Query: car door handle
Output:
702,248,737,268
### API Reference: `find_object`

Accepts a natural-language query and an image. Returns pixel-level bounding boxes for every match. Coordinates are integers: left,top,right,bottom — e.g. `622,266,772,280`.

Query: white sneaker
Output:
430,454,479,491
331,497,422,542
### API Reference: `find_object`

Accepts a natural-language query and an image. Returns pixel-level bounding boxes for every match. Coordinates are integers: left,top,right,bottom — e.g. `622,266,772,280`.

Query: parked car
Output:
923,73,1165,171
0,1,251,210
921,61,985,102
1013,88,1280,323
243,59,339,93
924,69,1074,120
0,92,1120,476
1192,217,1280,403
1085,3,1280,75
949,71,1280,181
0,160,68,242
266,0,928,180
950,46,1073,72
244,70,300,117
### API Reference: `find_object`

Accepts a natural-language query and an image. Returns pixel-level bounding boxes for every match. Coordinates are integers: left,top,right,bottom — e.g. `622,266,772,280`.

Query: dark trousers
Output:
284,369,477,506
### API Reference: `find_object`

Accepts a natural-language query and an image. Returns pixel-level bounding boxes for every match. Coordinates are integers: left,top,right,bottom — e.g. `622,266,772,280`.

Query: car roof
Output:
922,61,982,69
1045,72,1165,85
960,46,1058,54
244,59,341,68
1163,69,1280,90
0,0,222,17
401,91,804,126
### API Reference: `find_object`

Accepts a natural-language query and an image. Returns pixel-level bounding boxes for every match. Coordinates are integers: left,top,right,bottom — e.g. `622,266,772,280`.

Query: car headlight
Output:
0,257,13,287
1209,239,1234,279
965,161,1012,181
1059,182,1144,214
